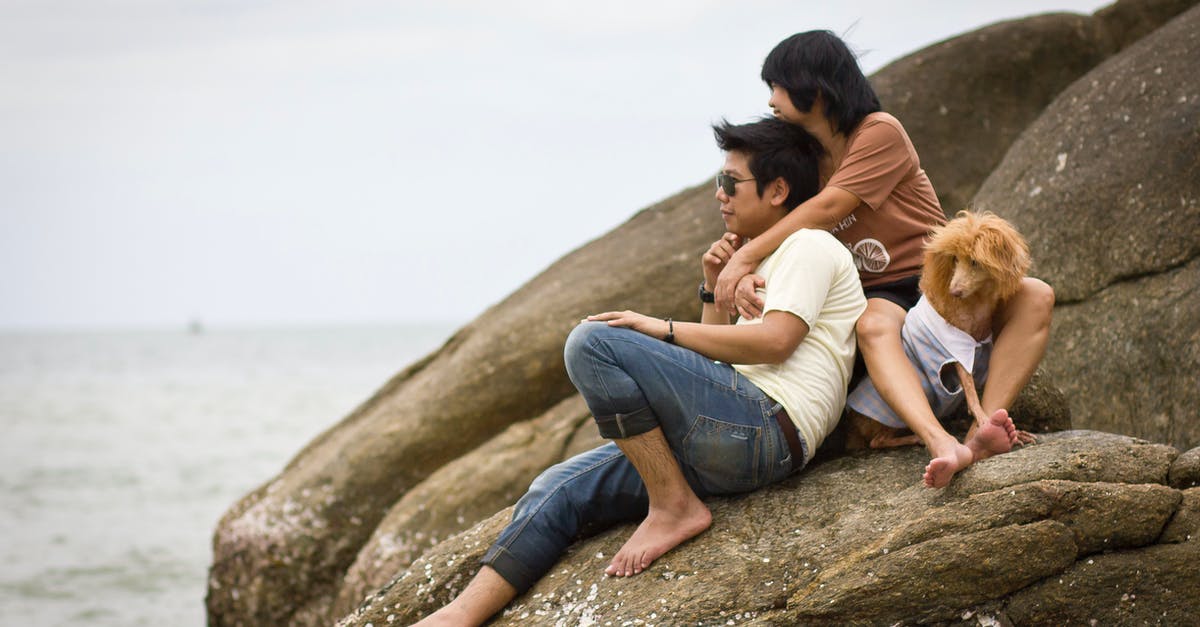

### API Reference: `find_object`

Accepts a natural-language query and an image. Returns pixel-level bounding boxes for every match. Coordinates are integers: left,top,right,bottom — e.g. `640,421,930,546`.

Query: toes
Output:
624,554,638,577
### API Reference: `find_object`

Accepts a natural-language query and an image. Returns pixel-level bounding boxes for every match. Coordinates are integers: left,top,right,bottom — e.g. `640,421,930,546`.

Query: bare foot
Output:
412,605,469,627
966,409,1017,461
605,498,711,577
922,439,975,489
1015,429,1037,445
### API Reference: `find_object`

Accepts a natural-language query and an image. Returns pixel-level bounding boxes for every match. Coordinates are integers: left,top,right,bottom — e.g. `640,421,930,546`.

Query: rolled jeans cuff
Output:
480,544,540,594
592,405,658,440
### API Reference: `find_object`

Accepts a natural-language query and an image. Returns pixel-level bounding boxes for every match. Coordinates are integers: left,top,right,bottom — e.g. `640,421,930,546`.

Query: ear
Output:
767,177,790,208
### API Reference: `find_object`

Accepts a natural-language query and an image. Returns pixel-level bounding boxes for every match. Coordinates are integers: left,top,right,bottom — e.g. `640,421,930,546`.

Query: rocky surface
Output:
869,0,1197,215
1171,446,1200,488
329,396,597,618
973,4,1200,450
340,431,1197,626
208,2,1200,625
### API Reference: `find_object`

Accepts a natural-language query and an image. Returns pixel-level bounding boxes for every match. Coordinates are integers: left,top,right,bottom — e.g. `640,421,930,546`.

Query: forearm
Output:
699,281,732,325
736,188,855,265
672,318,800,365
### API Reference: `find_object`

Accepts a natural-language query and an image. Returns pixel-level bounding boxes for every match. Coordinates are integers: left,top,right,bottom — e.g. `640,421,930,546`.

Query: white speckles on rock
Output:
1056,153,1068,172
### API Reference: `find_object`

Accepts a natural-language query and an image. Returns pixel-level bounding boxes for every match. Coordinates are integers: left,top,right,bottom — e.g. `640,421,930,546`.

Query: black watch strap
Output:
698,281,715,303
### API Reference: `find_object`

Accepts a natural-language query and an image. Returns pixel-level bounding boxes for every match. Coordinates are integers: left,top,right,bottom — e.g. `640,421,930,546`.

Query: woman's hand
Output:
714,251,756,315
702,233,741,287
734,274,766,319
586,311,670,341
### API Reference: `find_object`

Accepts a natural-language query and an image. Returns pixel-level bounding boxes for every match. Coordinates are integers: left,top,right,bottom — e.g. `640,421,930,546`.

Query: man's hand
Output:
586,311,670,341
702,233,741,287
734,274,766,319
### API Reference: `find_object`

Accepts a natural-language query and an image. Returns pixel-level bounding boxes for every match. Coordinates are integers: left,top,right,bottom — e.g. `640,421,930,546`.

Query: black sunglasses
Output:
716,172,756,196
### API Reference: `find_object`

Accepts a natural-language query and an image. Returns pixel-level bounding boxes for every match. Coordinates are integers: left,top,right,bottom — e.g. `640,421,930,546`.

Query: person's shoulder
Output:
779,229,852,262
858,111,906,131
849,111,916,159
781,227,832,247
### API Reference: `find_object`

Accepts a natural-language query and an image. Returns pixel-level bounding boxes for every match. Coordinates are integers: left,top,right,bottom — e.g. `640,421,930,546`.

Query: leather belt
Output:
774,407,804,473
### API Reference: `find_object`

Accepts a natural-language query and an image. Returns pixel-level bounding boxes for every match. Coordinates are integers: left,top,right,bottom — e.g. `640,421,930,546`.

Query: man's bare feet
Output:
605,497,711,577
966,409,1018,461
922,438,975,489
412,605,469,627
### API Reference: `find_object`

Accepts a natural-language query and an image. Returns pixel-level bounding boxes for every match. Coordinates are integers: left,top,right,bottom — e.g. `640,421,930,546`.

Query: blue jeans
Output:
481,322,805,592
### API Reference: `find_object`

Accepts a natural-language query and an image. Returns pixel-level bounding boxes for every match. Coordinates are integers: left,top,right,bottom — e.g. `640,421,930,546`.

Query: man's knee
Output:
564,321,608,372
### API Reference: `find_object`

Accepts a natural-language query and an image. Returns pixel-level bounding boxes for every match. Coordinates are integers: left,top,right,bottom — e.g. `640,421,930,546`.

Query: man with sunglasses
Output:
413,117,866,626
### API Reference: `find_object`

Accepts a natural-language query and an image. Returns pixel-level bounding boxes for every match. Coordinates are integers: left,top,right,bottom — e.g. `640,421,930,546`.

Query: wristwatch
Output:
698,281,715,303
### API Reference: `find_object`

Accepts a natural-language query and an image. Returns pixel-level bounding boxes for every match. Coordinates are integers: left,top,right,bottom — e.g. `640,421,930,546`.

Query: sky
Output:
0,0,1113,331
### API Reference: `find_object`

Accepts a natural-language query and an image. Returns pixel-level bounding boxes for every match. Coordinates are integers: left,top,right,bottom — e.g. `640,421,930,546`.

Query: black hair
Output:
760,30,881,135
712,116,822,211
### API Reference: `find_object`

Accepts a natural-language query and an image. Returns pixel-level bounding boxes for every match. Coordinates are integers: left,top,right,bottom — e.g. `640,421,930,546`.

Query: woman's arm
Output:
714,185,860,313
585,310,809,365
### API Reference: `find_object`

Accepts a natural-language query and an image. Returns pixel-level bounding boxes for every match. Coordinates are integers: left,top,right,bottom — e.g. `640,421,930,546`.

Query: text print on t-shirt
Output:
830,213,858,235
851,238,891,273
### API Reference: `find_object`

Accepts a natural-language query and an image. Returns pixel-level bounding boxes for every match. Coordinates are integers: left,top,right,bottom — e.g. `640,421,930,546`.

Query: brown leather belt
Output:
774,407,804,473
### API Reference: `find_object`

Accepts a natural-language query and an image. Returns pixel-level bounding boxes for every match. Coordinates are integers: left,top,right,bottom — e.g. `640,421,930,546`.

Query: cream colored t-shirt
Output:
732,229,866,462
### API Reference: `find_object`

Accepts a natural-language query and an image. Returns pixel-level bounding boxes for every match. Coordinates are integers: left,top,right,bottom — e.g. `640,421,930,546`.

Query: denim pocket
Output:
682,414,762,494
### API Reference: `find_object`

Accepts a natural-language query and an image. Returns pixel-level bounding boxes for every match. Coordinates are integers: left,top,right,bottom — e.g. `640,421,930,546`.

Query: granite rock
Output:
973,5,1200,450
340,432,1196,626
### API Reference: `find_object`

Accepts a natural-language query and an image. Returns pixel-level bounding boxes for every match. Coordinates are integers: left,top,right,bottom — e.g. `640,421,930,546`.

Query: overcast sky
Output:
0,0,1112,331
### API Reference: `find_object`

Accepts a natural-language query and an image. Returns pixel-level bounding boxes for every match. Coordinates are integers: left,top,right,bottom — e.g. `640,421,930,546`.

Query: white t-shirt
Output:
733,229,867,462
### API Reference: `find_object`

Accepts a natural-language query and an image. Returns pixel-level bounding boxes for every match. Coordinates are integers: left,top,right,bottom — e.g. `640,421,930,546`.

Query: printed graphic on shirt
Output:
851,238,890,273
830,213,858,235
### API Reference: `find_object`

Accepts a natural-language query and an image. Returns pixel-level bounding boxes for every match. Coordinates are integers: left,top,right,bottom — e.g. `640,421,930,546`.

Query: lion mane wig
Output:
919,210,1031,325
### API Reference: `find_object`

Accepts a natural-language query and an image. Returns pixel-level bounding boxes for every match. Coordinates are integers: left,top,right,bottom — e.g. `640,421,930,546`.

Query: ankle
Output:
649,494,706,517
925,434,962,456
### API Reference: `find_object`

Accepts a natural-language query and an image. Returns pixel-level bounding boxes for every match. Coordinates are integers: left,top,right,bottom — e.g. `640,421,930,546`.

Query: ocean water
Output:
0,324,457,626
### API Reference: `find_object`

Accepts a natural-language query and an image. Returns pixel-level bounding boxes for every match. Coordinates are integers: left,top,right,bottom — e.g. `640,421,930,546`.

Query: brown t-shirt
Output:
825,112,945,288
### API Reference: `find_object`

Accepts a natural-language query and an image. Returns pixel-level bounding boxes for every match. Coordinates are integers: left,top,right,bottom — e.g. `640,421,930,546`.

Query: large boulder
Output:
339,431,1197,626
972,5,1200,450
1171,446,1200,488
869,0,1198,215
329,395,599,618
206,182,723,625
